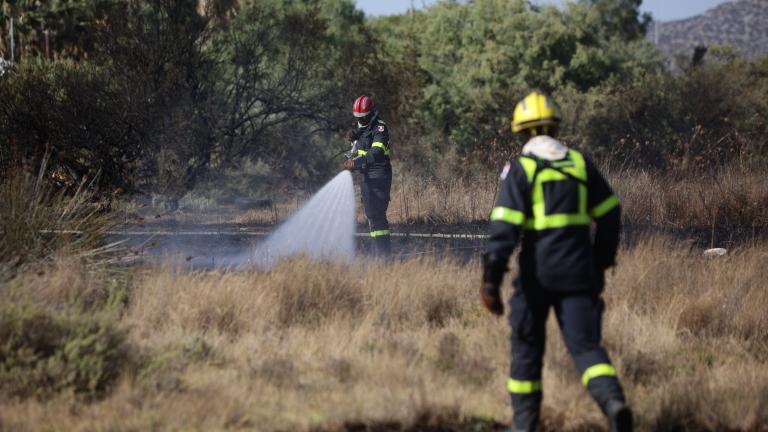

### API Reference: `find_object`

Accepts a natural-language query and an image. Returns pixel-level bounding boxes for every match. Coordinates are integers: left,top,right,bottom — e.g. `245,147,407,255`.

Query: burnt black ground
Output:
111,221,767,270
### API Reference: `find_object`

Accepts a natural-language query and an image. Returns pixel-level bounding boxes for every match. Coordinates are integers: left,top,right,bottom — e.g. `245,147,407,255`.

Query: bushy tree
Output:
1,0,380,197
206,0,376,183
0,60,142,189
0,0,118,60
560,49,768,170
374,0,662,161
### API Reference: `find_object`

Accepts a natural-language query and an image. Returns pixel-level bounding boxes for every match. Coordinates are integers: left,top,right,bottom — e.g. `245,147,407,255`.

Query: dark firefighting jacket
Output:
484,138,621,292
352,115,392,180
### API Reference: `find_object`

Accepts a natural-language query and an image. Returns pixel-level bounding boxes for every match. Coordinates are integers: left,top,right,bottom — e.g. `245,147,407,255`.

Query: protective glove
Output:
342,159,355,171
480,281,504,316
481,252,507,316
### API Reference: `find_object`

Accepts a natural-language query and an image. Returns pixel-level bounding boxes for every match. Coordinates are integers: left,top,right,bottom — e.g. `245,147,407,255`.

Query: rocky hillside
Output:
649,0,768,60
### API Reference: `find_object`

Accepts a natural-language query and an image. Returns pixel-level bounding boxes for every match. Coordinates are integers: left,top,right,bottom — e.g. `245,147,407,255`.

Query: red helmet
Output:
353,95,374,118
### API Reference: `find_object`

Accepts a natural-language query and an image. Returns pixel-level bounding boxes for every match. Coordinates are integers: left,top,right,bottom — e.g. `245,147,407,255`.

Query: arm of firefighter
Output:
484,160,529,284
586,158,622,270
366,121,391,165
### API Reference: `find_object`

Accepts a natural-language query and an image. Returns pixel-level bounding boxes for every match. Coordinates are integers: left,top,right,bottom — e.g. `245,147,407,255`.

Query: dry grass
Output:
1,237,767,431
198,165,768,231
611,168,768,229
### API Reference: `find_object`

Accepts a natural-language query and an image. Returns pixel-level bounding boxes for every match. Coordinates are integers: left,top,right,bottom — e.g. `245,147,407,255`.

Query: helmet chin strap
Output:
356,110,377,129
529,126,550,137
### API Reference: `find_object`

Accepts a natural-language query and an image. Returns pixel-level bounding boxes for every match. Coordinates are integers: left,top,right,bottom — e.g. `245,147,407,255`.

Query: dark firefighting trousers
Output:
360,174,391,256
508,277,625,431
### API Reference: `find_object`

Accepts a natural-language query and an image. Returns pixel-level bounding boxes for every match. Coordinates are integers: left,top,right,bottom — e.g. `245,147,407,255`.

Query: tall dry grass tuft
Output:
610,167,768,228
0,158,113,280
270,260,364,328
1,237,767,431
388,173,499,225
127,257,475,338
386,164,768,227
228,165,768,230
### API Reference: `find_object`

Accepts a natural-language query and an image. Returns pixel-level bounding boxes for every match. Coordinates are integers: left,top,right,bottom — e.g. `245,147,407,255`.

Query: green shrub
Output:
557,53,768,171
0,300,129,400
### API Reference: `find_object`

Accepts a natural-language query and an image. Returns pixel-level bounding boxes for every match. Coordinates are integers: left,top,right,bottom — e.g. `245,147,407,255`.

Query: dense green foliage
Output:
0,299,128,400
1,0,767,197
559,50,768,170
370,0,664,160
0,0,116,59
370,0,767,172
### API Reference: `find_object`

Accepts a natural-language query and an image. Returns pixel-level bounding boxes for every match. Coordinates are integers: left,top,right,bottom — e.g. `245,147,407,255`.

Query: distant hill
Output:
649,0,768,60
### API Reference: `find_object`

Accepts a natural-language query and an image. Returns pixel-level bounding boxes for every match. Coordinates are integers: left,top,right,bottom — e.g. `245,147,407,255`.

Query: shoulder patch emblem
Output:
500,162,511,181
377,125,385,132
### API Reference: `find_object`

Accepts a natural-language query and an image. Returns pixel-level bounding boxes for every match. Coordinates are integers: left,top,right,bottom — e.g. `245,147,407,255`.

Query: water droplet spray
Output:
221,170,356,269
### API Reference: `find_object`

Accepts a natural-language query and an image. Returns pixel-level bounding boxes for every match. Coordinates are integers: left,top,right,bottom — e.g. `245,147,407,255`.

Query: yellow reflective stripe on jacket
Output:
507,378,542,394
519,157,537,183
491,206,525,226
590,194,620,218
524,213,590,230
581,363,617,386
371,142,390,156
519,149,589,231
370,229,390,238
357,149,367,156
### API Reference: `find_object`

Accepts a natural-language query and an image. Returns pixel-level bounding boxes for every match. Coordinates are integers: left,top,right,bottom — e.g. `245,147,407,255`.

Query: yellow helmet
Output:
511,91,562,134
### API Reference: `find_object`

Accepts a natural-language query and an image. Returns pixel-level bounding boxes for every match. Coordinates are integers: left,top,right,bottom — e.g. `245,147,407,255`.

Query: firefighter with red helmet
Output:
481,91,633,432
343,95,392,256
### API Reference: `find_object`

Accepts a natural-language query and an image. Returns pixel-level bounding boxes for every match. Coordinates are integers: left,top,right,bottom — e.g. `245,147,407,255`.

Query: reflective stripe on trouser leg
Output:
360,175,391,256
555,293,625,408
508,378,542,394
370,229,390,238
582,362,625,410
582,363,617,386
508,287,547,432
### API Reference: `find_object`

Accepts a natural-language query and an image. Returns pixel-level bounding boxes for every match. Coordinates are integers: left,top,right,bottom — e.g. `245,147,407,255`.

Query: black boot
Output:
606,399,633,432
510,393,541,432
511,409,539,432
586,376,631,432
374,234,391,257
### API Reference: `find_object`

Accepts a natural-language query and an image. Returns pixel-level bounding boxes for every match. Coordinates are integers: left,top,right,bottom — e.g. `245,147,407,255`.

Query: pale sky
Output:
355,0,734,22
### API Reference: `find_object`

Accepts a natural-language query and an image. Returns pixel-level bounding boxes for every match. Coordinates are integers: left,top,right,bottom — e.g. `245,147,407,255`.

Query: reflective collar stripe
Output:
370,229,390,238
590,194,620,218
491,206,526,226
508,378,542,394
581,363,617,386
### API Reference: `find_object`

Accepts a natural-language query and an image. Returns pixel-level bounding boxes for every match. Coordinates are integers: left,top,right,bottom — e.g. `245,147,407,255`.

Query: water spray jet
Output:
218,170,356,269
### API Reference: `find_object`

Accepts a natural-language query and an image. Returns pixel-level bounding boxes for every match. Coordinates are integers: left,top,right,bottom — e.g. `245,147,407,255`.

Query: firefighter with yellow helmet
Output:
481,91,632,432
